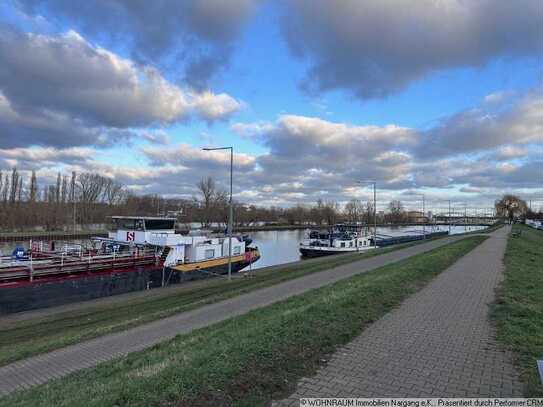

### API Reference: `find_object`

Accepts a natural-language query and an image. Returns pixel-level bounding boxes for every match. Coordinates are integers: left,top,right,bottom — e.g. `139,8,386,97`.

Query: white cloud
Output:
0,29,243,148
192,92,244,122
230,121,275,138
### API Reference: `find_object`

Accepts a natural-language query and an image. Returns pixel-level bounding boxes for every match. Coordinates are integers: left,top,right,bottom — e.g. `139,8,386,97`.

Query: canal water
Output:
0,225,486,271
245,224,486,269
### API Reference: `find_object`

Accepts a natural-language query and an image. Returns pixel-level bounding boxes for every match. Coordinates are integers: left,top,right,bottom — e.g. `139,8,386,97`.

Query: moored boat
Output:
299,223,375,258
0,216,260,314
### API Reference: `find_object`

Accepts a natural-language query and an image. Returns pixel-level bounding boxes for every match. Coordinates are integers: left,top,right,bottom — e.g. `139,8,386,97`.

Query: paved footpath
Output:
274,226,523,404
0,234,468,396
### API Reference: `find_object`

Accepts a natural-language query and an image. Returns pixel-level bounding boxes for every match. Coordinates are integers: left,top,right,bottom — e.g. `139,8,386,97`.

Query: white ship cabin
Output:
301,229,373,249
108,216,245,266
110,216,178,245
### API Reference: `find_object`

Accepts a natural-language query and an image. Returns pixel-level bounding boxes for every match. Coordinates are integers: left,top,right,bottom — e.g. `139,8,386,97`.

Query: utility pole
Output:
464,203,467,232
373,182,377,248
422,194,425,238
448,200,451,235
203,146,234,280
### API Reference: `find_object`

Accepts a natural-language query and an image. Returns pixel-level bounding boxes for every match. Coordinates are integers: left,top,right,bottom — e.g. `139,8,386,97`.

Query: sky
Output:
1,0,543,211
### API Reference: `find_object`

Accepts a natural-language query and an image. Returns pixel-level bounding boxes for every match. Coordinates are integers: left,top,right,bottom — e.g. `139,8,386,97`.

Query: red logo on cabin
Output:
126,231,135,241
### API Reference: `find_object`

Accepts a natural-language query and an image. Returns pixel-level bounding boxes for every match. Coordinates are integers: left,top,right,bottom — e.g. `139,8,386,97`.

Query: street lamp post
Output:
203,146,233,281
422,194,425,238
448,199,451,235
359,181,377,248
415,194,426,238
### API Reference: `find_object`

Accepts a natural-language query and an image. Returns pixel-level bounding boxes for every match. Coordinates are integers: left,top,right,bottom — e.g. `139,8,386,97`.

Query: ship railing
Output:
0,250,160,283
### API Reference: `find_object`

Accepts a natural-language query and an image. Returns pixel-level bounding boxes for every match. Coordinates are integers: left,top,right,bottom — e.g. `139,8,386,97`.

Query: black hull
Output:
299,248,347,258
0,256,259,315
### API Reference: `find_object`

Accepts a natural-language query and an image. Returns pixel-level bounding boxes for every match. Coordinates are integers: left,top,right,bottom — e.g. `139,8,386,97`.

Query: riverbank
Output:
492,224,543,396
0,221,497,242
0,236,487,406
0,234,454,366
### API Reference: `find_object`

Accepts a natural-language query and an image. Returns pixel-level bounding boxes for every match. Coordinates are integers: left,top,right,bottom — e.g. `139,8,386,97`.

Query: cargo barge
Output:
374,230,449,246
0,216,260,314
299,224,449,258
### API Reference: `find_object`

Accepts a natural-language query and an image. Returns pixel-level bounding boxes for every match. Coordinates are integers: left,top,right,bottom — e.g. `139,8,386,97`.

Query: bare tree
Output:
69,171,76,203
104,178,124,206
29,170,38,203
17,177,23,202
77,173,107,223
495,194,528,223
388,200,405,223
2,173,10,203
344,199,364,223
61,175,68,204
321,200,339,226
364,200,374,223
9,167,19,204
197,176,216,227
54,172,61,203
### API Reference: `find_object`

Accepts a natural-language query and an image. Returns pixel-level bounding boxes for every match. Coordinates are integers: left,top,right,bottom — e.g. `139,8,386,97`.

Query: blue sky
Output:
1,0,543,210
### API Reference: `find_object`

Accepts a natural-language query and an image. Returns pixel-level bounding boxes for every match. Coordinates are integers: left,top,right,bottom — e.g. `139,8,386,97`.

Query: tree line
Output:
2,168,534,232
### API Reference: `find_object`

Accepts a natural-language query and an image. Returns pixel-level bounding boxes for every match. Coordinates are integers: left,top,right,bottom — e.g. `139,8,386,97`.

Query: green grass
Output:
0,237,449,366
492,224,543,396
0,236,487,407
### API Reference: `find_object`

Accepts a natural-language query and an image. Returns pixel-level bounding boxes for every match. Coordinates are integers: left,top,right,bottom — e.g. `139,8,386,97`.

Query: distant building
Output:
407,211,430,223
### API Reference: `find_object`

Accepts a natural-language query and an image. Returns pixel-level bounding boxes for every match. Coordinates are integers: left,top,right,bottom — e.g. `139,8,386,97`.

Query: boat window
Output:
341,242,345,248
350,242,353,247
364,241,367,246
233,246,241,255
115,219,136,230
144,219,175,230
205,249,215,259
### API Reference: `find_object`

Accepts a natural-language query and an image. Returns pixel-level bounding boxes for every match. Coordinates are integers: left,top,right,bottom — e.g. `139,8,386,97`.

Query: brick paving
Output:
0,234,466,396
274,226,523,404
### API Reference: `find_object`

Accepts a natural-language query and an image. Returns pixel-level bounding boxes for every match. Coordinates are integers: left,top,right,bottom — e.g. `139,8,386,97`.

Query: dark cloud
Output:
16,0,260,88
0,92,135,149
282,0,543,99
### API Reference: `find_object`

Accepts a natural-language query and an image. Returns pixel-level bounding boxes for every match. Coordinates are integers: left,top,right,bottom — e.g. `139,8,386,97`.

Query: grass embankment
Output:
0,237,449,366
0,236,486,407
493,224,543,396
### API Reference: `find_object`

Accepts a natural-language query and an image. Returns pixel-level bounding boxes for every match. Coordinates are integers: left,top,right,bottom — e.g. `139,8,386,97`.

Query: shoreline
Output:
0,222,495,242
